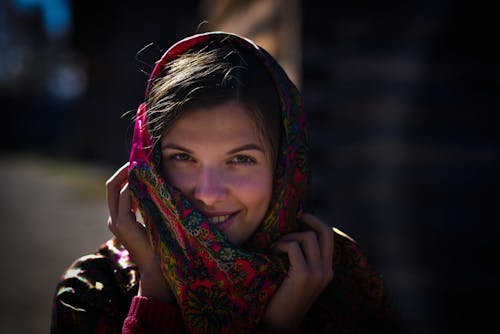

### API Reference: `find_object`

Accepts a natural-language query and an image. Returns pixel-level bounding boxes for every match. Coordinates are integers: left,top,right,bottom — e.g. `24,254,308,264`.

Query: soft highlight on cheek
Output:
233,171,273,222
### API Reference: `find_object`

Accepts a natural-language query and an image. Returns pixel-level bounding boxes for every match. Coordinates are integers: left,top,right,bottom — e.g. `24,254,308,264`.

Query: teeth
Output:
207,215,230,224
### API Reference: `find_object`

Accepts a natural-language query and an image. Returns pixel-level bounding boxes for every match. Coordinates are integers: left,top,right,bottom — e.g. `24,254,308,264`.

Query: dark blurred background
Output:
0,0,498,333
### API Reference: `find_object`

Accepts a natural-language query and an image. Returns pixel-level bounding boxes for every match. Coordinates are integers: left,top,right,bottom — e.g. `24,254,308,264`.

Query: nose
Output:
192,166,227,206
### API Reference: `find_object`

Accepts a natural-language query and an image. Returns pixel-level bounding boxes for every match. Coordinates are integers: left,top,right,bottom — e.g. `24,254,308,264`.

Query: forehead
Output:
161,101,264,149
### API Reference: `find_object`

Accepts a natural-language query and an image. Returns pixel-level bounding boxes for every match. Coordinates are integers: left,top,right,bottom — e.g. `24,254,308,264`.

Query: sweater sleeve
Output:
51,252,137,334
122,296,184,334
123,296,301,334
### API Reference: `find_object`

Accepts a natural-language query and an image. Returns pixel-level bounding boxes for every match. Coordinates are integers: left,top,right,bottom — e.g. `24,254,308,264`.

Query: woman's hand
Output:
262,213,334,330
106,163,174,302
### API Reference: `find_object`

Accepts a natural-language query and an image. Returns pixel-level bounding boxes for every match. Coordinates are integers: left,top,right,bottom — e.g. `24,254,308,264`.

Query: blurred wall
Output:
200,0,301,87
300,2,498,333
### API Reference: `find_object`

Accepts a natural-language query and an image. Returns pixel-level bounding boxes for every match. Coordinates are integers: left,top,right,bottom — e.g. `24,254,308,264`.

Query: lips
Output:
204,211,239,231
207,214,231,224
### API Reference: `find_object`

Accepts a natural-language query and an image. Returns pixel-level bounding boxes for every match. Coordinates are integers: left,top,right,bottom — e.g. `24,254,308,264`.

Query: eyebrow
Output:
161,143,193,152
161,143,264,154
227,143,265,155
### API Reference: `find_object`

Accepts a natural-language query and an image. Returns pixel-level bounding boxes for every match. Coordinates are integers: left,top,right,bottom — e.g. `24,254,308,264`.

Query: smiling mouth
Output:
207,214,231,225
205,211,240,231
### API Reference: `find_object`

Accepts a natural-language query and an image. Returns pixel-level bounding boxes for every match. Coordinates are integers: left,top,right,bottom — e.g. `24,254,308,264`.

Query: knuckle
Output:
303,213,314,221
289,240,301,251
317,221,330,233
274,240,296,255
311,217,330,233
303,230,317,242
106,178,119,191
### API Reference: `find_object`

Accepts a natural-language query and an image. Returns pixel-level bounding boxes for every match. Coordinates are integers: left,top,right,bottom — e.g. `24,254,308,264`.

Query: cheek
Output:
230,172,273,213
162,165,193,192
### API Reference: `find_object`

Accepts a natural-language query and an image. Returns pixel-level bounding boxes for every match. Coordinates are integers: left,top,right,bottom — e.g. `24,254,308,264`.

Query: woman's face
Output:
160,100,274,245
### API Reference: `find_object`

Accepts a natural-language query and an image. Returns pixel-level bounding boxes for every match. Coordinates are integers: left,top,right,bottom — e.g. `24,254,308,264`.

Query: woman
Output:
52,32,397,333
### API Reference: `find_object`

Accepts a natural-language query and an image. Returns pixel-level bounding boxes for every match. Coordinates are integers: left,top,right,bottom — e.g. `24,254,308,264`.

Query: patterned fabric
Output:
51,32,399,333
51,233,397,333
127,32,309,334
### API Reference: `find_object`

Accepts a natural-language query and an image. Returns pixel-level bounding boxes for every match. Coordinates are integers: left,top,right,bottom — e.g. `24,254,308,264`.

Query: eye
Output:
229,155,256,165
169,153,193,162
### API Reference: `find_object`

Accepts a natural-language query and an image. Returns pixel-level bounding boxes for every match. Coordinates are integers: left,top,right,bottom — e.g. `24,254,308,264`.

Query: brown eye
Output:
230,155,256,165
170,153,193,161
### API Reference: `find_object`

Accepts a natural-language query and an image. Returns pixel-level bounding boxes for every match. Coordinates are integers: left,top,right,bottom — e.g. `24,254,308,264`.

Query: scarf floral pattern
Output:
128,32,309,333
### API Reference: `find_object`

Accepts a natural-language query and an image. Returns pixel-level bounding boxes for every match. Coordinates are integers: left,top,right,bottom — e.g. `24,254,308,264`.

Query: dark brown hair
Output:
145,39,281,163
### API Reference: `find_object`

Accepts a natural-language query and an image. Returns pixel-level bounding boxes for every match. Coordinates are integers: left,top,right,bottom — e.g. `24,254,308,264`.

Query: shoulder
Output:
307,228,400,332
330,227,395,318
332,227,399,325
55,238,138,296
331,227,365,268
51,238,139,332
330,227,382,290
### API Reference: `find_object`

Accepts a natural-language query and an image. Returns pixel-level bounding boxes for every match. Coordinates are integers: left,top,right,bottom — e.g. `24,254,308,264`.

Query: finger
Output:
279,231,322,272
118,182,133,219
301,213,334,271
105,163,129,220
106,162,130,188
273,240,308,274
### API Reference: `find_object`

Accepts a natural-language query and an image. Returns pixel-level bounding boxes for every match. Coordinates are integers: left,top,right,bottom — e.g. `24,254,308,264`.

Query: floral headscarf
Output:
128,32,309,333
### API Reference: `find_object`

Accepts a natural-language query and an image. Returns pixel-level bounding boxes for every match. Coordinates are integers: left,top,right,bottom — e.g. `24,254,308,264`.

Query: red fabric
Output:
123,296,301,334
123,296,184,334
